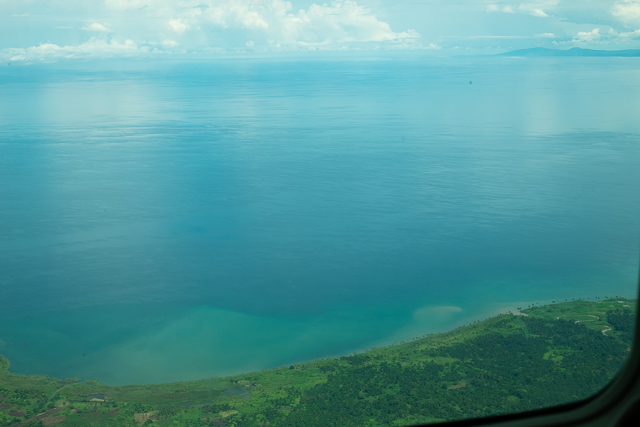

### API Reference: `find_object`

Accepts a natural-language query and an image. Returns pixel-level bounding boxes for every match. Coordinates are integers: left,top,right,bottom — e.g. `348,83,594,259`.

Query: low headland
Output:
0,297,636,427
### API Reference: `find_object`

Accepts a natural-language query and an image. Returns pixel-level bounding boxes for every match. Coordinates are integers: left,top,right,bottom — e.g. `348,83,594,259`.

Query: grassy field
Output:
0,297,636,427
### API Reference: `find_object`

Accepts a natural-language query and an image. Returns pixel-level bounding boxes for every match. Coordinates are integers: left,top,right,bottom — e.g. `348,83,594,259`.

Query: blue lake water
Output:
0,56,639,384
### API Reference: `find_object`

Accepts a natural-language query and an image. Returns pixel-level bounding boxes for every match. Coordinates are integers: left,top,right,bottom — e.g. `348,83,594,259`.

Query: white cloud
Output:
602,27,640,40
617,28,640,37
0,0,430,60
4,0,640,57
287,0,420,44
486,1,556,18
152,0,420,45
104,0,150,10
440,35,530,40
1,38,149,63
486,5,514,13
81,22,114,32
168,19,189,34
552,25,640,46
109,0,420,46
519,5,548,17
612,0,640,26
573,27,601,43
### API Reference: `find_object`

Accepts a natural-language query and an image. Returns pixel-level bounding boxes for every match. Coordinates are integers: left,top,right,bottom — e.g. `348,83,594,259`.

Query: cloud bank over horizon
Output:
0,0,424,62
2,0,640,62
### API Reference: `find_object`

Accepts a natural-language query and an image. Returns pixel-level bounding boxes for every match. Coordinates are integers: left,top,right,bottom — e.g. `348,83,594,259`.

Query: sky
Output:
1,0,640,62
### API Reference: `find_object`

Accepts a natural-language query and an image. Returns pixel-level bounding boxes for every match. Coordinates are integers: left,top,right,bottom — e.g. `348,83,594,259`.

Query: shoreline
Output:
1,297,635,427
1,295,636,386
356,294,632,356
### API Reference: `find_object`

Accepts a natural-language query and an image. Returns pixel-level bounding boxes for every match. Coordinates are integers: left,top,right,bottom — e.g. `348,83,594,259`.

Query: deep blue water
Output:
0,56,639,384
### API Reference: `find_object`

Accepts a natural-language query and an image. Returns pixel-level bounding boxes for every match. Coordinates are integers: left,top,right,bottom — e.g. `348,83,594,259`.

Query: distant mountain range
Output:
500,47,640,57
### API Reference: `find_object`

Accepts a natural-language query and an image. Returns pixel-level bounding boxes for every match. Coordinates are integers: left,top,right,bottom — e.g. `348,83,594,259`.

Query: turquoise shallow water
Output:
0,56,639,384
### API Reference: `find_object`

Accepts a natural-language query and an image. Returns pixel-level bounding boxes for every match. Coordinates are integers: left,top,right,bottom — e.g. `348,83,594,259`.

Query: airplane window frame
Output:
2,5,639,426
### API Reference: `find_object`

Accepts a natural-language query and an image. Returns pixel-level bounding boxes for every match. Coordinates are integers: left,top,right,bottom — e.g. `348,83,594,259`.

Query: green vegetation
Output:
0,298,636,427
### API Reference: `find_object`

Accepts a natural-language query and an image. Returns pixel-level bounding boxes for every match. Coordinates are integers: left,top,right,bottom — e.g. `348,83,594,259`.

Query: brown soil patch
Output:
134,411,157,425
108,409,119,414
42,416,66,427
0,402,16,411
447,381,468,390
9,407,62,427
8,410,25,418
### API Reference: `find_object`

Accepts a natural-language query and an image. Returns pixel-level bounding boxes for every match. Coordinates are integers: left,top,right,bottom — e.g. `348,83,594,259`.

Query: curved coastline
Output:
0,297,636,426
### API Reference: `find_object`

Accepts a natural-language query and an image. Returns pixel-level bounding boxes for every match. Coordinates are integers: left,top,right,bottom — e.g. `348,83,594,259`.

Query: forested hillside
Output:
0,298,636,427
